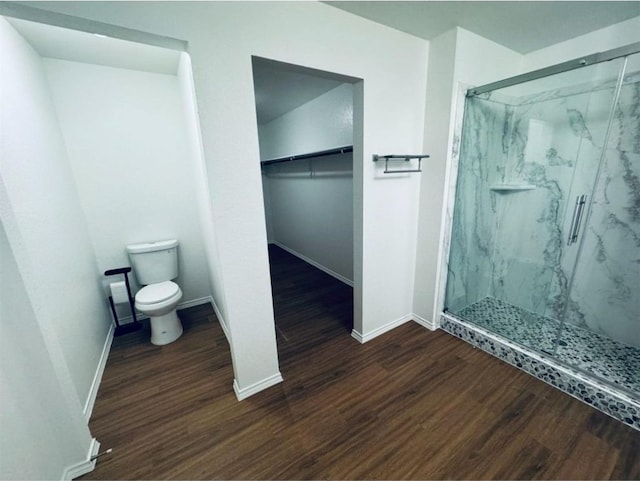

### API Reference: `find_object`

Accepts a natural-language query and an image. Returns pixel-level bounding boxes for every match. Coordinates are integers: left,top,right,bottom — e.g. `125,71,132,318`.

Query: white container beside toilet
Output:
126,239,183,345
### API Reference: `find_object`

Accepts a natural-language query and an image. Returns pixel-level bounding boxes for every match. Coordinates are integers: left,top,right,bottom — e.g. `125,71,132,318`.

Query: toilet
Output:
126,239,183,345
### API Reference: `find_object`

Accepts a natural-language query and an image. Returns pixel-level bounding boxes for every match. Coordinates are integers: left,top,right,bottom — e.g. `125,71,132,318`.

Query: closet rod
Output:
261,145,353,166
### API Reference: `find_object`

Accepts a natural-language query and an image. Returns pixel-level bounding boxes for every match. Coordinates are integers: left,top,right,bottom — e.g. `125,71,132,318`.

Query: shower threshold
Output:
455,297,640,394
441,299,639,431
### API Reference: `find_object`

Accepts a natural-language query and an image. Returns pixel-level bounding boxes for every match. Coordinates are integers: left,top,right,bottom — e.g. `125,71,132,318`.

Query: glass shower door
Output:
444,57,626,356
555,53,640,394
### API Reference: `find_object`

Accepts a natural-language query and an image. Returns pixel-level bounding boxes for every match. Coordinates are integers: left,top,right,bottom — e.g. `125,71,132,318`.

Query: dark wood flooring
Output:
81,245,639,480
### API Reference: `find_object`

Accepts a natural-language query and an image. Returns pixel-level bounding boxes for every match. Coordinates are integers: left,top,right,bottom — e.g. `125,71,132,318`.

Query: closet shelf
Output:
261,146,353,166
490,184,537,192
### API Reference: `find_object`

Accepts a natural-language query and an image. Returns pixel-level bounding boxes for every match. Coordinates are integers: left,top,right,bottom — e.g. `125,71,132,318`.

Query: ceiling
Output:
326,1,640,54
252,57,356,124
5,17,181,75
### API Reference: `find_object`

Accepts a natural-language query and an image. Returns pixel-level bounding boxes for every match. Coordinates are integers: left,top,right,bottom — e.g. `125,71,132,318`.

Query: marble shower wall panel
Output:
491,93,593,317
567,80,640,347
448,66,638,349
558,86,618,326
445,97,513,311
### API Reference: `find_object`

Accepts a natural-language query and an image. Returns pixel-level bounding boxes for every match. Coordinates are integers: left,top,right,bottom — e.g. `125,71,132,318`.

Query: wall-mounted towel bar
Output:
261,145,353,165
373,154,429,173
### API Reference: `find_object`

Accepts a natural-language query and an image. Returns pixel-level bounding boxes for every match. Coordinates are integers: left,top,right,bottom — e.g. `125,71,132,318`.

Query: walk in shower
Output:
443,43,640,429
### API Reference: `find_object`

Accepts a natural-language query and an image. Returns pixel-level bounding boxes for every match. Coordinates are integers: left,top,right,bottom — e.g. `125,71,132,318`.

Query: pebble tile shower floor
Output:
455,297,640,395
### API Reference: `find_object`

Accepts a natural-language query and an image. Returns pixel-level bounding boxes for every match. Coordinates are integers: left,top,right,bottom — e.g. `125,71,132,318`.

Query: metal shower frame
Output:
467,41,640,97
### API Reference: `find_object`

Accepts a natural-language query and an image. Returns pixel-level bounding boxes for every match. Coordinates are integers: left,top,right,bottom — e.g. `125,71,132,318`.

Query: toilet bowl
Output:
126,239,183,345
135,280,183,345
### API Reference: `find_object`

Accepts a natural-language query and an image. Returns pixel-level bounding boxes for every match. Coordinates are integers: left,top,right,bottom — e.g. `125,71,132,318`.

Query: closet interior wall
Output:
259,82,355,285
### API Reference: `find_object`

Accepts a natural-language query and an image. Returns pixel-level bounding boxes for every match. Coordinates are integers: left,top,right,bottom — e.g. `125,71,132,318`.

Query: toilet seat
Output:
136,281,180,305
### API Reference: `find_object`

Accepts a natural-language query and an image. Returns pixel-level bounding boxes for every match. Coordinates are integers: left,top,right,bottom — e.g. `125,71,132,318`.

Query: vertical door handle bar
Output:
567,194,587,246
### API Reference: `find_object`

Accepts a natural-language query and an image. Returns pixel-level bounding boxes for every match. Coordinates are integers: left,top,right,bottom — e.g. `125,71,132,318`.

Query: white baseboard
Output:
351,313,413,343
62,438,100,480
210,297,231,344
178,296,213,310
272,242,354,287
412,313,437,331
233,372,283,401
182,296,231,345
84,323,115,421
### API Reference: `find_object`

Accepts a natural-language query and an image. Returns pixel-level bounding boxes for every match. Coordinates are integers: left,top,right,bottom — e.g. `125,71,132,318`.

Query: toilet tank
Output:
126,239,179,285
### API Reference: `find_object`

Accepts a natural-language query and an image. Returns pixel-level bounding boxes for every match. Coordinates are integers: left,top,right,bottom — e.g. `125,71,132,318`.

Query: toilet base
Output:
149,310,183,346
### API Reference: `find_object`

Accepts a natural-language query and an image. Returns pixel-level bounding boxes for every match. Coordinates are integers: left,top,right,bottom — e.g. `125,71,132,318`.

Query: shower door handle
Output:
567,194,587,246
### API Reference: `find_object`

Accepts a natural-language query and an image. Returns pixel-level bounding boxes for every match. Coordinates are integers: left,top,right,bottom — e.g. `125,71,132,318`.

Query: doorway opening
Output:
251,57,363,366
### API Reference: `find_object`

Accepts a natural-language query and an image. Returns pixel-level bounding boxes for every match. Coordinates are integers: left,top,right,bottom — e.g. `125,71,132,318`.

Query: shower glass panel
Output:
445,51,639,395
557,52,640,395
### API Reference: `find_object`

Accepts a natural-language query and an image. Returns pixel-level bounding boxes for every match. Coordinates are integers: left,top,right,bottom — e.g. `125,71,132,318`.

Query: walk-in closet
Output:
252,58,356,357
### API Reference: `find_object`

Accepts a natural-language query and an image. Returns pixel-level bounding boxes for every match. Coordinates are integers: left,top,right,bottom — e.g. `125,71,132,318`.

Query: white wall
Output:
412,29,458,325
43,58,211,309
177,53,228,326
260,82,353,283
0,16,99,478
523,16,640,71
264,154,354,283
24,2,429,394
0,16,111,410
0,223,93,480
453,29,524,86
258,83,353,160
500,17,640,99
413,27,523,324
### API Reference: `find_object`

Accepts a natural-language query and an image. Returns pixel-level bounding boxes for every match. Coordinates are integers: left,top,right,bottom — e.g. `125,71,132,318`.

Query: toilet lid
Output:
136,281,180,305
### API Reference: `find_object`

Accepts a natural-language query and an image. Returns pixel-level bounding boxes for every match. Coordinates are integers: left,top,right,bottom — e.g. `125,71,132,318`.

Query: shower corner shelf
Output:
490,184,537,192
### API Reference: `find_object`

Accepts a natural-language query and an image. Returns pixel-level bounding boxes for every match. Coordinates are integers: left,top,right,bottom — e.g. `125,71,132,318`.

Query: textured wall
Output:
0,17,99,478
258,84,353,161
0,17,110,409
44,58,211,306
264,154,354,283
0,223,92,480
260,83,353,283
